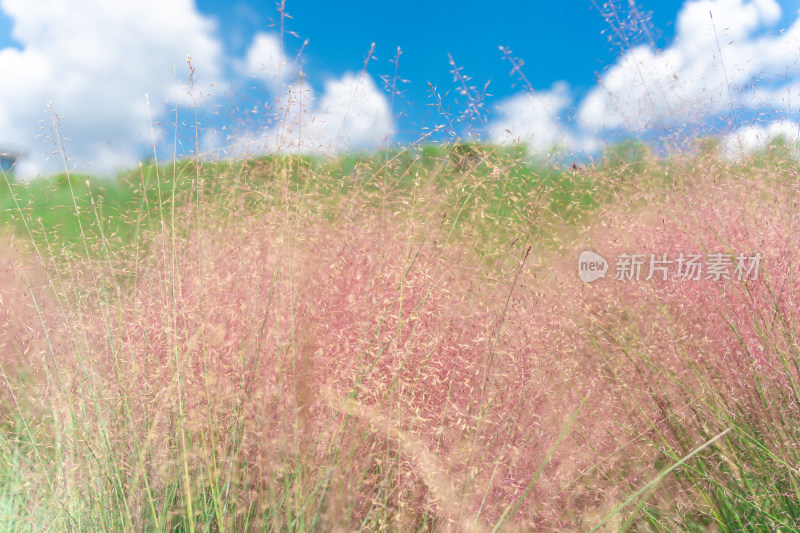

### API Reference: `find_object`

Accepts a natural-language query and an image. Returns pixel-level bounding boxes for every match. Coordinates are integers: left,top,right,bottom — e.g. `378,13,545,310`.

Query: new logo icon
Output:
578,251,608,282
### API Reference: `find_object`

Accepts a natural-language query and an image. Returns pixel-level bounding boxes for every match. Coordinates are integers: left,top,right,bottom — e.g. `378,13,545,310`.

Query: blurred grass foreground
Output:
1,135,799,531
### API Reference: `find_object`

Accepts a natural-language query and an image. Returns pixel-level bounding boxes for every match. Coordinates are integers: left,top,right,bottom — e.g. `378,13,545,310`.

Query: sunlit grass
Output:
0,138,798,531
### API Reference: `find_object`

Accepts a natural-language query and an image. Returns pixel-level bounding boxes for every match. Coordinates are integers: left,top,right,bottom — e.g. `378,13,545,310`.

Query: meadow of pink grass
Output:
34,195,658,530
574,157,798,396
547,154,800,527
106,212,580,529
0,234,60,400
2,151,798,531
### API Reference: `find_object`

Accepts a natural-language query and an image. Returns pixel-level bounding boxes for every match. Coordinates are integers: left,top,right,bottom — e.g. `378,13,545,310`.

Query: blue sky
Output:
0,0,798,177
206,0,687,138
211,2,684,93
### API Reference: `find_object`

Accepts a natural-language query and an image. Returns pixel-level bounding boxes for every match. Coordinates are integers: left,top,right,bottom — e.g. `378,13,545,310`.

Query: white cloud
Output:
219,66,394,157
0,0,223,178
577,0,800,132
304,73,394,152
674,0,781,48
487,82,586,154
485,0,799,158
722,120,800,158
0,3,395,176
239,32,294,91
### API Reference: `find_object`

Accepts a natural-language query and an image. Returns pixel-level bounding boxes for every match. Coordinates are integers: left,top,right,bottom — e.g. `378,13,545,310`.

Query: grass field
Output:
0,137,799,531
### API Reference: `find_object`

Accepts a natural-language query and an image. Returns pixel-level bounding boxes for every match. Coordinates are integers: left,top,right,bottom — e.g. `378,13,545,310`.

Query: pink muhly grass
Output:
0,234,65,408
576,157,799,398
8,151,797,530
54,200,648,530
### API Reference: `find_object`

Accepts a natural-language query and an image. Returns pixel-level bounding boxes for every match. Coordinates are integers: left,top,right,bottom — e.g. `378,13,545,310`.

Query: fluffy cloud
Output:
0,3,394,177
239,32,294,91
0,0,224,177
298,73,393,152
486,0,800,156
234,73,393,155
722,120,800,158
487,82,588,154
222,34,394,156
578,0,800,132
